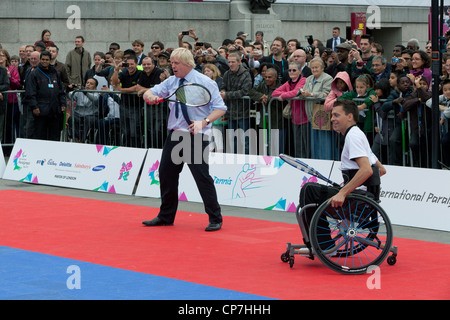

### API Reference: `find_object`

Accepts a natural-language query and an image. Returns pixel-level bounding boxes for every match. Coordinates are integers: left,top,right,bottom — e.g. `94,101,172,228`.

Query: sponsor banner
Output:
378,165,450,232
135,149,341,214
136,149,450,232
2,139,147,195
0,142,5,178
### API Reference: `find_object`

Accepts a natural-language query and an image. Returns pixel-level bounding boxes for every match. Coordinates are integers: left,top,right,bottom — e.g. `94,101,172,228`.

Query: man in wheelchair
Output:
299,99,386,249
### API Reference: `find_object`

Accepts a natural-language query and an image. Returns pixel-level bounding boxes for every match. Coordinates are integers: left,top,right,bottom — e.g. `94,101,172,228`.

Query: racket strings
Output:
176,84,211,107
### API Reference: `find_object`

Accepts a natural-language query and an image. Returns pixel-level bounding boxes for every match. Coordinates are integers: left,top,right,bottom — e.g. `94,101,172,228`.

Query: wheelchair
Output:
281,190,398,275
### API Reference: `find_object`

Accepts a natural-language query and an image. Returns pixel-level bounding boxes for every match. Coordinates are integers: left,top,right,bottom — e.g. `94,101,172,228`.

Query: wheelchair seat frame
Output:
281,193,398,275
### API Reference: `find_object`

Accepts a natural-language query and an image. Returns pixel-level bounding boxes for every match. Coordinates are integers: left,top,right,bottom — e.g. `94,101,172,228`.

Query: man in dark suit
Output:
132,39,147,65
326,27,346,52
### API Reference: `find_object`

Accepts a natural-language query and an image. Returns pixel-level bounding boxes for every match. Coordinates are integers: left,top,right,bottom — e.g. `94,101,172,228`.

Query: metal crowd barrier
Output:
0,90,26,149
263,95,442,168
65,89,170,149
0,89,446,169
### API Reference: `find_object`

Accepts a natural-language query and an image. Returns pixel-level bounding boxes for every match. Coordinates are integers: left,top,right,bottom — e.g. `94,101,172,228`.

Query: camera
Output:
392,57,400,64
356,61,366,67
299,45,313,55
202,50,209,55
196,42,204,47
305,35,314,45
182,31,190,35
122,62,129,68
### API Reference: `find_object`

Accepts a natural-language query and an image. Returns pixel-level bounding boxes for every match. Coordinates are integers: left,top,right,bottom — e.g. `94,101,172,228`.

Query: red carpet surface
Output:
0,189,449,300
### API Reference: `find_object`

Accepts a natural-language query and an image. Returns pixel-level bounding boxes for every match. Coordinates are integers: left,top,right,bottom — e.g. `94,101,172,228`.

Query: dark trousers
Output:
299,182,340,250
157,130,222,225
33,113,62,141
442,130,450,167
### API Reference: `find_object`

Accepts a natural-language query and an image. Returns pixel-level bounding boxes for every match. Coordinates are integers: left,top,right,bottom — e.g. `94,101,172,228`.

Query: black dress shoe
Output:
142,217,173,226
205,222,222,231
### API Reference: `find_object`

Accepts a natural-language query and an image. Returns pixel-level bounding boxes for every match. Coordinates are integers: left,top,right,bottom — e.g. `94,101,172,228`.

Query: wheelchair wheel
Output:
309,193,393,275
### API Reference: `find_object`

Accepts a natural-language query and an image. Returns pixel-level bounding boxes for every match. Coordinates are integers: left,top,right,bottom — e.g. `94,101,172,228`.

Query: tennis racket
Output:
155,83,211,107
279,153,340,187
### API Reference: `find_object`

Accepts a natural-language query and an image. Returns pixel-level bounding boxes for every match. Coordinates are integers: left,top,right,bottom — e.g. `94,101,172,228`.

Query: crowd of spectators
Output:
0,27,449,168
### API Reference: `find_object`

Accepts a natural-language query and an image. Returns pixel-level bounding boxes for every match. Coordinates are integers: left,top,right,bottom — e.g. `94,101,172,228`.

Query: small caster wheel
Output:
289,256,295,268
281,252,289,263
387,255,397,265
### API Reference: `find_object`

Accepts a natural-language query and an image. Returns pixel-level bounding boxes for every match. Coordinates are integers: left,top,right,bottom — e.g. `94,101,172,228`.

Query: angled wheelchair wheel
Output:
309,193,393,275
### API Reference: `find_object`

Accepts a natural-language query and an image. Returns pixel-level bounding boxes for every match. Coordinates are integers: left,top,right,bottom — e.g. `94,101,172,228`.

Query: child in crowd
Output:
382,74,414,166
426,78,450,167
338,74,377,144
202,63,226,152
370,78,392,163
324,71,353,111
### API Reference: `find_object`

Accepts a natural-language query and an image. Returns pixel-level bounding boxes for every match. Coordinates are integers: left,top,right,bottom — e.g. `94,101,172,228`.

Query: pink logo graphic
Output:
119,161,132,181
148,160,160,185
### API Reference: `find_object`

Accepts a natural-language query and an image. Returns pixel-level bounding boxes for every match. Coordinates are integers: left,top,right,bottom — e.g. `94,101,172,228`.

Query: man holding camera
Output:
252,37,288,83
202,47,229,76
346,34,375,82
111,55,143,147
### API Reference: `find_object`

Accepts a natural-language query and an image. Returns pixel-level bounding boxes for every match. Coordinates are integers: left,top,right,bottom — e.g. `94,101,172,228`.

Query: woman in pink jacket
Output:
0,49,21,155
272,61,309,158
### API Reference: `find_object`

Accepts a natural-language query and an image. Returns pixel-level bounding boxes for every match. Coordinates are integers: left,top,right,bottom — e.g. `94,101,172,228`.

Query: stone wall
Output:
0,0,430,61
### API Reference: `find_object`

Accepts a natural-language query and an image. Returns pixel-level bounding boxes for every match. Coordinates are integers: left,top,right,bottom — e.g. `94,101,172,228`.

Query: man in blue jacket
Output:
25,51,66,141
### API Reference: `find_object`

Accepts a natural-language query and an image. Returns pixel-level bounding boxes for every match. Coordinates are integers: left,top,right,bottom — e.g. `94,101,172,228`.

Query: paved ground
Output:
0,173,449,245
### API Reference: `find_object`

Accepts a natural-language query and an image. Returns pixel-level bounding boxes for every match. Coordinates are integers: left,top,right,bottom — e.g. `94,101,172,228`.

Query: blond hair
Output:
170,47,195,68
202,63,221,80
113,49,124,60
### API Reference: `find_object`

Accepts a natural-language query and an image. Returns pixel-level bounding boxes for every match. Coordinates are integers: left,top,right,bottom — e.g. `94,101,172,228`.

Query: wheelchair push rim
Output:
309,194,393,275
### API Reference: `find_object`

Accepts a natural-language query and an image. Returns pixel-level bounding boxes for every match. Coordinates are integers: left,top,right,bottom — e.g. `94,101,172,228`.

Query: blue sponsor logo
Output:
92,165,106,172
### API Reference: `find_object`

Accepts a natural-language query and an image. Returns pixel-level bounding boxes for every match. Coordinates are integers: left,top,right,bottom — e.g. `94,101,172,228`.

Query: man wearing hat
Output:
324,42,351,79
34,42,47,53
158,51,173,82
251,31,270,56
237,31,249,46
335,42,352,66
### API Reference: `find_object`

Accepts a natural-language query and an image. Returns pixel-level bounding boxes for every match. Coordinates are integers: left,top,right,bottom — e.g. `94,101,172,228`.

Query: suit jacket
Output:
326,37,346,50
137,53,147,65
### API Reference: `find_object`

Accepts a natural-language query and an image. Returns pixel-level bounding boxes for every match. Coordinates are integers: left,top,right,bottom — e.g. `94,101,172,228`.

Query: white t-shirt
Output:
340,125,378,171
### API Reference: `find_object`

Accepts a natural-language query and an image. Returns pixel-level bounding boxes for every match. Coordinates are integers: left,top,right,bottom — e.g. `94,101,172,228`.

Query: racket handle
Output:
145,97,164,105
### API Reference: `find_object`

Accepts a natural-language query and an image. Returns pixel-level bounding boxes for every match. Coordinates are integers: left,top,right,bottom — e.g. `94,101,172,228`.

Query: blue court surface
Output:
0,246,273,300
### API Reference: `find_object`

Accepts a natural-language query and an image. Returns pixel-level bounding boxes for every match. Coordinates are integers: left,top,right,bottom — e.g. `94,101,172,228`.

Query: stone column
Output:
228,0,281,43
